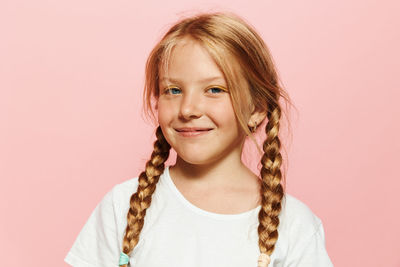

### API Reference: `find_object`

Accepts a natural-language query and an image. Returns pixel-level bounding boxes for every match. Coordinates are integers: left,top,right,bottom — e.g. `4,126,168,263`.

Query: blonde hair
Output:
121,11,294,266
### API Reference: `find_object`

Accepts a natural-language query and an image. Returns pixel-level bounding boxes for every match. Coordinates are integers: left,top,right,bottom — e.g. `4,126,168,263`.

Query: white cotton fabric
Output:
65,165,334,267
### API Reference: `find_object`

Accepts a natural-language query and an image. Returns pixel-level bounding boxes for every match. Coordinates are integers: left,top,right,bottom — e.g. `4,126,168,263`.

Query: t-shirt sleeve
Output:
64,186,121,267
285,221,334,267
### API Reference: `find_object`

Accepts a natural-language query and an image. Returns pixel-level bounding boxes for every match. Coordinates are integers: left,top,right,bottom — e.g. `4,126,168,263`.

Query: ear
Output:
248,106,267,127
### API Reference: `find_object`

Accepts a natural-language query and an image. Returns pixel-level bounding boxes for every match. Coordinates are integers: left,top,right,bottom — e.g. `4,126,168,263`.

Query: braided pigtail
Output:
120,126,171,267
257,102,284,266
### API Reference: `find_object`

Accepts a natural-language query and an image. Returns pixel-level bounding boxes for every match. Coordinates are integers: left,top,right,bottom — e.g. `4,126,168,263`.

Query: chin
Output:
178,152,216,165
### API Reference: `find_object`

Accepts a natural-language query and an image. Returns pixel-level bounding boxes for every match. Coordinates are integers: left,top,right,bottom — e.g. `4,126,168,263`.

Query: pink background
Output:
1,0,399,266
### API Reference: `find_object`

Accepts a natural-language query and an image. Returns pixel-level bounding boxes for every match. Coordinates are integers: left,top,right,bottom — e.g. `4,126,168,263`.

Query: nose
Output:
179,91,203,120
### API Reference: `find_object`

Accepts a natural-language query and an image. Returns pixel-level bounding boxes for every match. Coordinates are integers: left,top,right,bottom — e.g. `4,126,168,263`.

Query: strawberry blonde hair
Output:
121,11,294,266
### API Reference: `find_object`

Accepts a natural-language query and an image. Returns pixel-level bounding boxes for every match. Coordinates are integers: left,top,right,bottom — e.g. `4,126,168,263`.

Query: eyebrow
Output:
159,76,225,84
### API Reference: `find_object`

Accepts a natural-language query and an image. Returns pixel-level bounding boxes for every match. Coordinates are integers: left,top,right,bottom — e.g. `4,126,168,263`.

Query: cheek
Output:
211,101,237,126
157,100,175,125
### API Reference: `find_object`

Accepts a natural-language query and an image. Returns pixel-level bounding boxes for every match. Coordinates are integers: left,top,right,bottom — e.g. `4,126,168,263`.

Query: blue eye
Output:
207,86,228,94
208,87,223,93
164,87,181,94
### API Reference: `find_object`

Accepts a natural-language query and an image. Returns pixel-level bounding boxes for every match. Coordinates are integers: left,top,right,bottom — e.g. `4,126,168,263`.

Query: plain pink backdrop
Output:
1,0,399,266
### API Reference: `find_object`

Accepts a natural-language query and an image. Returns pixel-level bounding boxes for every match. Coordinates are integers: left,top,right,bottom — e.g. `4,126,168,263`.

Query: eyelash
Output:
163,86,228,95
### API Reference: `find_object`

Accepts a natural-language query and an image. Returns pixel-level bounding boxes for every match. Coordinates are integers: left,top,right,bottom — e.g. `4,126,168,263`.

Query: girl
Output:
65,12,333,267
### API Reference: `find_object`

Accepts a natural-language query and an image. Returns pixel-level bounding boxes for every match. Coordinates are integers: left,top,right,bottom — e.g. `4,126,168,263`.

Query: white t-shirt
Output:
65,165,333,267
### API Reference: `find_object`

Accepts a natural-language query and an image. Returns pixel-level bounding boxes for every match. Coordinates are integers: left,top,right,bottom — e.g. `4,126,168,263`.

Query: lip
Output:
175,127,214,132
174,128,214,137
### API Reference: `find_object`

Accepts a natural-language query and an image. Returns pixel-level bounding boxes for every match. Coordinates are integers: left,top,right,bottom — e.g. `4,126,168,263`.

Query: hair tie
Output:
119,251,130,266
257,253,271,267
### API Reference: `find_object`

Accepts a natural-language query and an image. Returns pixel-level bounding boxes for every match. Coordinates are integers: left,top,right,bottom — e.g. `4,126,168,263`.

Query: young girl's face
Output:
157,37,247,165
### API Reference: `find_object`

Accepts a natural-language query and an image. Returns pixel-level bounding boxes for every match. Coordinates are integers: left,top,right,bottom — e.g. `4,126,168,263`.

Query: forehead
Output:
159,37,226,85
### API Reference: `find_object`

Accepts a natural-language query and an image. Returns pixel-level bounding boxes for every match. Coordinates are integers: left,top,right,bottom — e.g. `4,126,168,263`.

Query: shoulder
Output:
111,176,140,197
279,193,323,240
276,193,333,266
64,177,141,267
107,176,140,211
281,193,322,224
85,176,140,231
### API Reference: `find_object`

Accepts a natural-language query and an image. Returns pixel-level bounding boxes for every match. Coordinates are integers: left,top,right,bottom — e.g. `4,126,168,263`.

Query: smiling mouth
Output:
175,128,213,137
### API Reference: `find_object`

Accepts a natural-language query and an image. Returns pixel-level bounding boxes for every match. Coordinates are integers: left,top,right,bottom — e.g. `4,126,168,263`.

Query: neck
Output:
170,144,259,190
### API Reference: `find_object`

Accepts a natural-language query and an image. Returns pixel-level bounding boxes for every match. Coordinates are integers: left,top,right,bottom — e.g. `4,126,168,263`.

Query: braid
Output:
257,103,284,256
120,126,171,267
